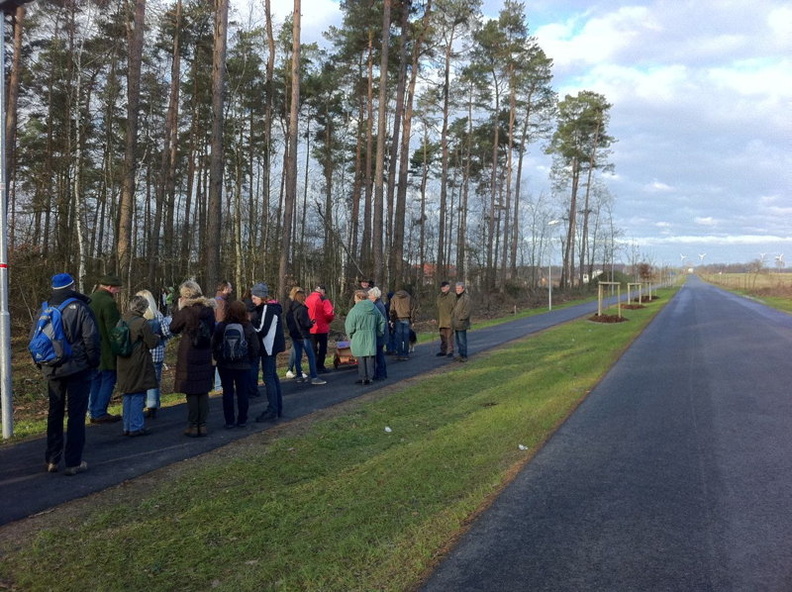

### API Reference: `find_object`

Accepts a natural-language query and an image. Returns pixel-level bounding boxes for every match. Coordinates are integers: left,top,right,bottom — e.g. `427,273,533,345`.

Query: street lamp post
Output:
1,0,36,439
546,220,561,311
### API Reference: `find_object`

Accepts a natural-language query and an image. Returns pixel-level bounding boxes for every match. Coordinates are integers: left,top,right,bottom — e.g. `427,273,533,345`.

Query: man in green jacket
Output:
436,281,455,358
451,282,472,362
88,274,123,423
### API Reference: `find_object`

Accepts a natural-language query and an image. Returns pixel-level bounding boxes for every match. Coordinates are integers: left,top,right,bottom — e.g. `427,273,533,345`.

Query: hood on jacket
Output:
179,296,217,310
49,288,90,307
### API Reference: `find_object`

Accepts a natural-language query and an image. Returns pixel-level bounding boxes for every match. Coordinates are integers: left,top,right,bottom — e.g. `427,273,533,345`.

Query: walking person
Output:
368,287,388,380
346,290,386,385
169,280,216,437
452,282,472,362
285,286,326,385
135,289,172,418
88,274,123,423
32,273,100,475
213,300,259,429
306,284,334,373
389,287,414,361
116,295,161,437
436,281,455,358
250,283,287,422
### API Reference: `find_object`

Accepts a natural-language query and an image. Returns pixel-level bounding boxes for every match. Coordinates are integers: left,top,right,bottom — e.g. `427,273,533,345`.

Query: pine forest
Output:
3,0,618,324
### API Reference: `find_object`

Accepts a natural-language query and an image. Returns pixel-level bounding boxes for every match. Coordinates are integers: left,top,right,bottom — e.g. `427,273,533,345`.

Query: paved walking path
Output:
1,294,607,526
421,276,792,591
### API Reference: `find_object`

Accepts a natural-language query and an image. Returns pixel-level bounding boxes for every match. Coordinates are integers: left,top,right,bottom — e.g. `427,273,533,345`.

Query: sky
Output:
239,0,791,268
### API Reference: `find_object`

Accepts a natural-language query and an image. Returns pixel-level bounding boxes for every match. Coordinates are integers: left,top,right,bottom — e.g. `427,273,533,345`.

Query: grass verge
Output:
0,289,674,591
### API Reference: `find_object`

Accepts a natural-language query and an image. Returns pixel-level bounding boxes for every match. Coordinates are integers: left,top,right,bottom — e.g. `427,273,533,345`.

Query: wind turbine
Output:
698,253,706,265
775,253,785,270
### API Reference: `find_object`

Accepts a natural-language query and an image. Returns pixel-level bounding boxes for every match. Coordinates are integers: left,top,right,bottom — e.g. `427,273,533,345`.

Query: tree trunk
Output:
371,0,391,280
278,0,300,301
117,0,146,286
160,0,182,287
205,0,229,291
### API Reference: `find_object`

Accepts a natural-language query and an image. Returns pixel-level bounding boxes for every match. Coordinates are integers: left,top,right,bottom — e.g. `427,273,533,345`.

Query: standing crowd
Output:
30,273,472,477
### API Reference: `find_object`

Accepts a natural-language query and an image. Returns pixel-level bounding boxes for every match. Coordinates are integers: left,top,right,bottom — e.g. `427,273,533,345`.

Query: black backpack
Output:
191,318,212,349
220,323,248,362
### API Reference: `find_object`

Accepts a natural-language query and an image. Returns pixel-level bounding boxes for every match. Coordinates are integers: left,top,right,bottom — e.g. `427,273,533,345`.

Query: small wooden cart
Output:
333,340,357,369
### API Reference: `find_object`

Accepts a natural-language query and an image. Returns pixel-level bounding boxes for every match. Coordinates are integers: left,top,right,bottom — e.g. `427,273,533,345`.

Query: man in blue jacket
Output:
35,273,100,475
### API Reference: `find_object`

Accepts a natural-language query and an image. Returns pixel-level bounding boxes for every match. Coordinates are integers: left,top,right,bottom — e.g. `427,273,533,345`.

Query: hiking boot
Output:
64,461,88,476
256,410,277,422
90,414,121,424
127,428,151,437
184,425,199,438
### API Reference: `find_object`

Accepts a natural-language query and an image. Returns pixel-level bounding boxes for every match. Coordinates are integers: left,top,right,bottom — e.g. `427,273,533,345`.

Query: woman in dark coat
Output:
116,295,161,436
212,300,259,428
169,280,216,437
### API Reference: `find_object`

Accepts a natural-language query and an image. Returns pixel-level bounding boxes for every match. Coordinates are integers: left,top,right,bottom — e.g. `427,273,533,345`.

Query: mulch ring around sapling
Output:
589,313,629,323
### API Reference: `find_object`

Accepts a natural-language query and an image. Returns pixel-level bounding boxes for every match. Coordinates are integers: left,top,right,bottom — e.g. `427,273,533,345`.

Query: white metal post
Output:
0,16,12,438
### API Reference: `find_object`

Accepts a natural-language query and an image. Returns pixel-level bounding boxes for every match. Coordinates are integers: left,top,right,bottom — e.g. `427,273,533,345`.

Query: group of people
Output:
33,272,472,477
435,281,472,362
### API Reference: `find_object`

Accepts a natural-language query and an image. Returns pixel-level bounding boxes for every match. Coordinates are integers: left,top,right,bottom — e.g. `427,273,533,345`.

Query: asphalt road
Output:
421,275,792,591
1,292,609,526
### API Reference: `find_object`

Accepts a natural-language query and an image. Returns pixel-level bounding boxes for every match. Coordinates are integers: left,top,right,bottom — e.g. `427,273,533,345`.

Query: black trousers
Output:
46,370,91,468
312,332,329,371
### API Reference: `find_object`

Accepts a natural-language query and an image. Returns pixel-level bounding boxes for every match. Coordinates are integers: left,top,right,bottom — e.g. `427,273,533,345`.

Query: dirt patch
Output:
588,314,629,323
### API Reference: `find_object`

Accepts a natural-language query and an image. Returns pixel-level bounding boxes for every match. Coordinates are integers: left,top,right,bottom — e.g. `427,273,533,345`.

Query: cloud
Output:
645,180,673,193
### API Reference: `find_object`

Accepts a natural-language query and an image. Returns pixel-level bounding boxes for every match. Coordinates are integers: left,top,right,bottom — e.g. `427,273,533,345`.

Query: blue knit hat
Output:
51,273,75,290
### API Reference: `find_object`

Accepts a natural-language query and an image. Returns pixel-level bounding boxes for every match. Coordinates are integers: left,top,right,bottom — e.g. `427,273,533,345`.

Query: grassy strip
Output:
0,290,674,591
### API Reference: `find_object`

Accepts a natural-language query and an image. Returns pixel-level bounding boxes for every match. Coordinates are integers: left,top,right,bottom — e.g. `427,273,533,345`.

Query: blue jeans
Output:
122,392,146,432
46,370,91,468
394,321,411,358
287,346,297,371
455,330,468,358
219,367,250,425
263,355,282,416
145,360,164,410
89,369,117,419
373,344,387,379
293,338,318,379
